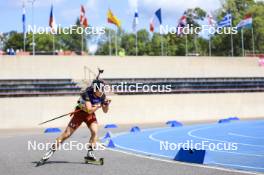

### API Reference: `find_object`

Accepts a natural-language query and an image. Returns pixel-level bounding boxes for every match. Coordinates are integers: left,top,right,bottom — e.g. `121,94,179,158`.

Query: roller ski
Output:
84,157,104,165
84,148,104,165
35,147,56,167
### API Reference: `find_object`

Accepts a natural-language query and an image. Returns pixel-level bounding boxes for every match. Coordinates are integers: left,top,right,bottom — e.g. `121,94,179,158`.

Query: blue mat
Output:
111,120,264,173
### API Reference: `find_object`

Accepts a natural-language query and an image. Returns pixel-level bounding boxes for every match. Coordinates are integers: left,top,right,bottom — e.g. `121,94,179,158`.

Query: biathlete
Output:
37,79,110,166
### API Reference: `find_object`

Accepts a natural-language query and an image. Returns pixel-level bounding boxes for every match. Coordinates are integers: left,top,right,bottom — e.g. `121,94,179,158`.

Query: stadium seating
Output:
0,79,81,97
2,77,264,97
104,77,264,94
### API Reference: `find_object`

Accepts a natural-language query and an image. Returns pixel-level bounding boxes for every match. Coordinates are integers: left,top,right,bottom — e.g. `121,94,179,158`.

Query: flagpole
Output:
23,29,26,52
241,29,244,57
115,27,118,56
134,10,138,56
29,0,36,56
185,34,188,56
24,35,26,52
52,0,55,55
230,13,234,57
207,12,214,56
230,31,234,57
209,36,211,56
84,32,87,54
194,35,198,55
81,32,84,55
161,33,164,56
230,24,234,57
53,34,55,55
164,37,167,56
23,1,26,52
135,31,138,56
252,26,255,56
108,30,112,56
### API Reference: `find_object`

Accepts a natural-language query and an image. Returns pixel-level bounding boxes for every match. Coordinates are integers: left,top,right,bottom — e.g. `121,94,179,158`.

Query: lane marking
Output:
148,126,264,157
188,126,264,148
104,127,172,159
209,162,264,171
114,142,171,159
148,128,176,142
228,133,264,140
109,123,264,173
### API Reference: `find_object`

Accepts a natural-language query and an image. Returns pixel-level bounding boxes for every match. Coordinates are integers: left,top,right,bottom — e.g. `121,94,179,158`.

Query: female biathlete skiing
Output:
36,79,111,166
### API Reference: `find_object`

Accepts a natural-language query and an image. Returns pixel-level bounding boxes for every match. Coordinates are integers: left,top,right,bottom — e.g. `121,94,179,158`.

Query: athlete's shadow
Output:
32,161,100,166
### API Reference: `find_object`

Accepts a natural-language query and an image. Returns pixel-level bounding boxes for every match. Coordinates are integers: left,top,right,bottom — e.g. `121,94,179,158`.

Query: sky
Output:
0,0,222,33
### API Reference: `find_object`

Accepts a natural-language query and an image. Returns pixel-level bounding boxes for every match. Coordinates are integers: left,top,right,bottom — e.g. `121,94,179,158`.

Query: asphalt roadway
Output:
0,124,261,175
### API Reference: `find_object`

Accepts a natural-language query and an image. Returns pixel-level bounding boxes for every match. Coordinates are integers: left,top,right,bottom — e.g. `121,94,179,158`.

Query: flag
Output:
22,3,26,38
218,12,232,28
177,12,187,35
80,5,85,24
132,10,139,32
107,9,121,28
149,8,162,32
80,5,88,28
207,12,216,27
150,18,154,32
83,18,88,28
49,4,57,32
236,14,252,30
155,8,162,24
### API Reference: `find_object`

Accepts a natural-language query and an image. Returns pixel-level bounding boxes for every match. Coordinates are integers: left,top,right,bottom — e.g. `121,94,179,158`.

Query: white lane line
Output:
104,127,172,159
114,142,171,159
108,127,167,138
148,126,264,157
209,162,264,171
188,126,264,148
107,147,261,175
228,133,264,140
148,128,176,142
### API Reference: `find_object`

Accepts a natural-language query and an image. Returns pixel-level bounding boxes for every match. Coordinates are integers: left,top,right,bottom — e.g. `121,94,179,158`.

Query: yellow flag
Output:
107,9,121,28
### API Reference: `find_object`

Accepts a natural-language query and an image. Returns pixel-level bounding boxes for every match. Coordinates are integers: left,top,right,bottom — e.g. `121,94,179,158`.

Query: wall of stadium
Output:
0,56,264,79
0,56,264,129
0,93,264,129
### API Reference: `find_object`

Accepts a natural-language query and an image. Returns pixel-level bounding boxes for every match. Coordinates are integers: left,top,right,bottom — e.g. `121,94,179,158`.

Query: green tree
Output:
4,18,88,54
247,1,264,53
137,29,152,55
96,28,117,55
120,33,135,55
212,0,264,56
3,31,26,51
96,29,152,56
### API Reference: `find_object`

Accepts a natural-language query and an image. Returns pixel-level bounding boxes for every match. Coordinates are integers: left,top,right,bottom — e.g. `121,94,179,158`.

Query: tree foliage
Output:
3,18,87,54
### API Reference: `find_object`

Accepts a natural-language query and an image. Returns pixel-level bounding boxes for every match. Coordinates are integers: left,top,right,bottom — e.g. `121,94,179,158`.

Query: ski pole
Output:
38,109,81,125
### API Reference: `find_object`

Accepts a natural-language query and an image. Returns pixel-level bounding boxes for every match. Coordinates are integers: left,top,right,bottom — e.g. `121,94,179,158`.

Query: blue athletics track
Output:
109,120,264,173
